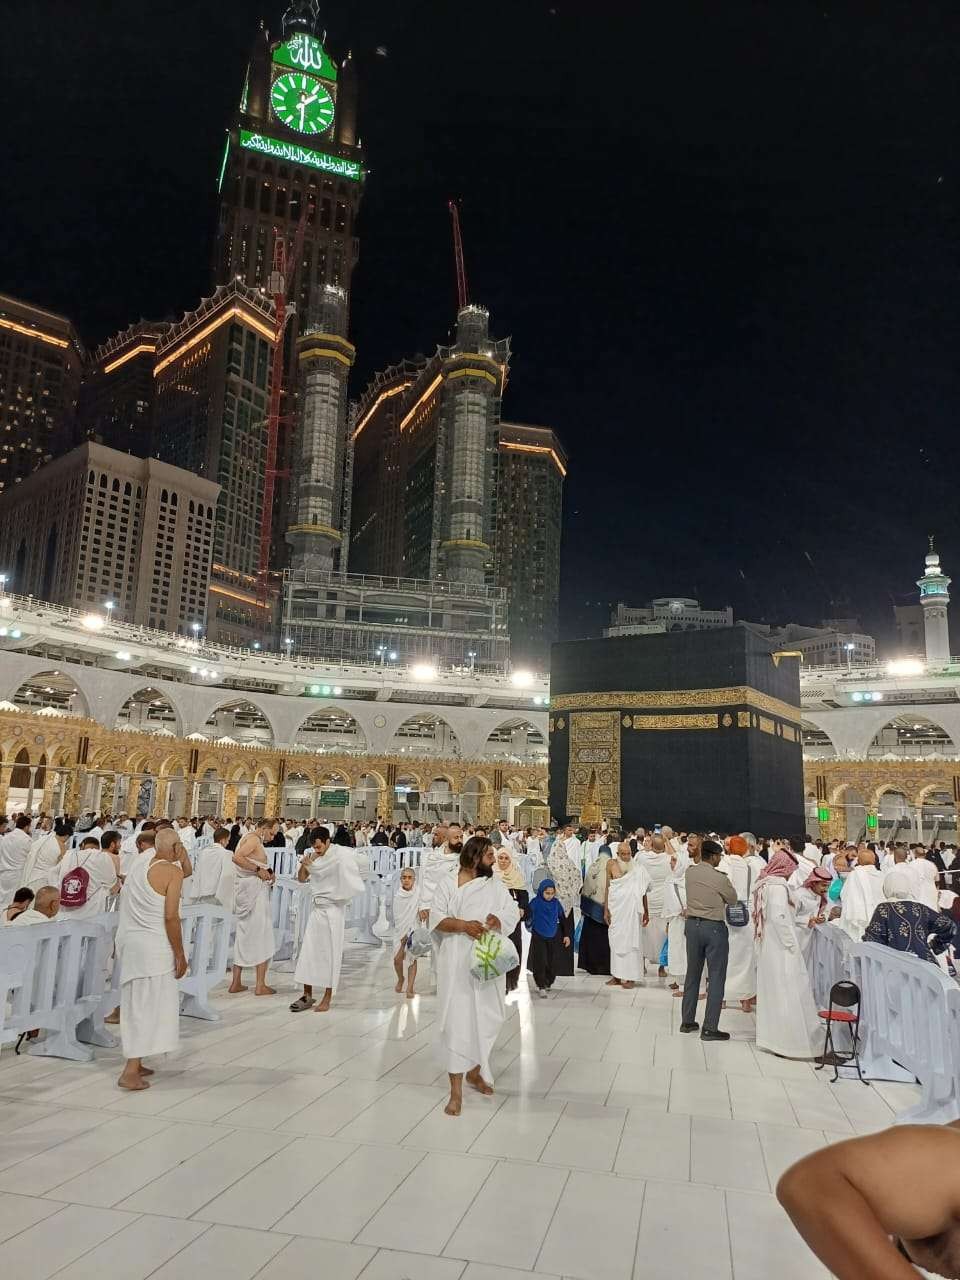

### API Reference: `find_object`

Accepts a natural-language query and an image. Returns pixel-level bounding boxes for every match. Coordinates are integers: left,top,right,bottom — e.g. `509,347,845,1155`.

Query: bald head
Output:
617,841,633,863
34,887,59,918
856,848,876,867
650,835,666,853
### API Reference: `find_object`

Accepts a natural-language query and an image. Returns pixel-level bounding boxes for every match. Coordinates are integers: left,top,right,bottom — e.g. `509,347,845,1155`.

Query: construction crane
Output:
257,198,311,605
448,199,469,311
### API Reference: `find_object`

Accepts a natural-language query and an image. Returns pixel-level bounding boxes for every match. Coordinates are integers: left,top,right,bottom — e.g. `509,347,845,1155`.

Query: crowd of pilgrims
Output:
2,808,960,1089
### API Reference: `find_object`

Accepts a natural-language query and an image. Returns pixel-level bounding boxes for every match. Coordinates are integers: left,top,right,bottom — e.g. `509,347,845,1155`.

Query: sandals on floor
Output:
289,995,315,1012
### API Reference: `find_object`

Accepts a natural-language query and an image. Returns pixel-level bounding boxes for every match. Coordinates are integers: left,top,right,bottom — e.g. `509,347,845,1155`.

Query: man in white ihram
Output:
290,826,364,1013
839,847,886,942
115,827,188,1090
430,835,519,1117
0,815,33,905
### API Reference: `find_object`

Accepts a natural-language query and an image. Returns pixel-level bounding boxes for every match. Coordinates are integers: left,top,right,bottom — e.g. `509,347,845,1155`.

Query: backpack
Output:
60,852,93,909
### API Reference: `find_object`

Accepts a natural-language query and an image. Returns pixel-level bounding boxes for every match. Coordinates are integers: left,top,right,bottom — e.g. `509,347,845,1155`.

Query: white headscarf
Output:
883,870,914,902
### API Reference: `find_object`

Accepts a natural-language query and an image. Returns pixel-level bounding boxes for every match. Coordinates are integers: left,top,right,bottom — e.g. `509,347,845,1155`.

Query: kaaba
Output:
549,626,805,836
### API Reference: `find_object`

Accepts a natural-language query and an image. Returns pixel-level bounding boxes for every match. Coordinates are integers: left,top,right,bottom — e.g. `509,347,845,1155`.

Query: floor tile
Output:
0,1190,62,1242
255,1236,376,1280
725,1190,827,1278
668,1069,731,1119
653,1034,706,1071
48,1121,226,1207
337,1083,447,1143
606,1063,671,1112
0,1115,168,1196
217,1071,344,1128
728,1073,797,1126
615,1110,690,1182
444,1160,567,1270
274,1142,423,1240
602,1030,656,1067
547,1058,618,1105
50,1214,208,1280
194,1134,355,1228
357,1151,495,1255
756,1123,827,1187
634,1179,730,1279
359,1248,466,1279
469,1096,565,1161
278,1078,396,1134
536,1169,643,1280
402,1090,507,1154
551,1028,612,1062
539,1102,627,1172
462,1267,560,1280
0,1203,138,1278
117,1127,291,1217
690,1116,769,1192
497,1054,567,1097
146,1223,290,1280
0,1106,114,1172
784,1080,853,1133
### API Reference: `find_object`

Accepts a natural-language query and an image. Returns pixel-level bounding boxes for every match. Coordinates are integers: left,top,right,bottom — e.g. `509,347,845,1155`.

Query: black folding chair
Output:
816,979,868,1084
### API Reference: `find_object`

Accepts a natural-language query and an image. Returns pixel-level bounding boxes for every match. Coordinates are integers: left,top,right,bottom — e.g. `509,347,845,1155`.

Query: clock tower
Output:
212,4,363,569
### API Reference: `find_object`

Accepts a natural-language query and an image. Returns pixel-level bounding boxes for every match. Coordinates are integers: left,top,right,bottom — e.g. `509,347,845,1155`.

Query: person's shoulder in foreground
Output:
777,1121,960,1279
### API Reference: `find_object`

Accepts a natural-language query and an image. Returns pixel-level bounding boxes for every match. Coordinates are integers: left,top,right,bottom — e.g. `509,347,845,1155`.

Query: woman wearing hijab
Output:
546,838,582,977
493,847,529,993
752,846,821,1059
524,878,571,996
578,846,613,975
863,870,956,965
333,824,355,849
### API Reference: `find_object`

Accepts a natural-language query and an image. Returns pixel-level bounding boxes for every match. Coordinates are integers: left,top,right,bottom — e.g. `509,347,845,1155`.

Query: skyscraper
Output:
493,423,566,665
77,322,166,457
0,293,83,492
212,3,363,569
151,281,276,646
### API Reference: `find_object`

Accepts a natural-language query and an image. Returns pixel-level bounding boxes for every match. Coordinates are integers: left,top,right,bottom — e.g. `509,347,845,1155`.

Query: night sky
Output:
3,1,960,649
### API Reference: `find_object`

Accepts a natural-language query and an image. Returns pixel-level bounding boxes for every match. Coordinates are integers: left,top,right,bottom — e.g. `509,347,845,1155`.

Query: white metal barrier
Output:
0,916,115,1061
178,904,233,1020
854,940,960,1123
359,845,423,874
806,922,860,1011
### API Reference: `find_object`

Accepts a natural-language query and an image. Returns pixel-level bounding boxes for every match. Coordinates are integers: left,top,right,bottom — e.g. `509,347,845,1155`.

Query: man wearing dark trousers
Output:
680,838,737,1041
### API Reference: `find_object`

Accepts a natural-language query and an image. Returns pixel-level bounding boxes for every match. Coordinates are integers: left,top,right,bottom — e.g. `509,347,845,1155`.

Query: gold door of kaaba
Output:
566,710,621,823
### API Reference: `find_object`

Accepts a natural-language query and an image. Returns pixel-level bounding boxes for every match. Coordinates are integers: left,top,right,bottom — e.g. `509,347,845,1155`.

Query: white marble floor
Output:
0,945,920,1280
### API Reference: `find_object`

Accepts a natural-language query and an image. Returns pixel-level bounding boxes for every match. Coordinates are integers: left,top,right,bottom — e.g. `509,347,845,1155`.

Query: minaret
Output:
918,538,951,662
438,305,503,585
286,285,355,573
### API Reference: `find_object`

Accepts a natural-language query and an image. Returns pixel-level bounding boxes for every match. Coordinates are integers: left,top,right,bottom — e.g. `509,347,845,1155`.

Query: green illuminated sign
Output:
273,33,338,82
239,130,361,181
271,71,335,136
817,805,830,824
319,788,349,808
865,812,878,831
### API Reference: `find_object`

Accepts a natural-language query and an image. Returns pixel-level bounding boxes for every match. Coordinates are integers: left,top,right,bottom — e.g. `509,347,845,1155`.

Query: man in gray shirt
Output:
681,838,738,1041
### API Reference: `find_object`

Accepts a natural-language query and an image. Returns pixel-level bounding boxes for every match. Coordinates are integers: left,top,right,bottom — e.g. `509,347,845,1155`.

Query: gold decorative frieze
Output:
551,686,800,726
567,710,620,821
631,713,719,731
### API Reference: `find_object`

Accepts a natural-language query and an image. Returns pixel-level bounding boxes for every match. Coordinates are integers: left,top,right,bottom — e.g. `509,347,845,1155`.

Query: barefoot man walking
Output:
430,834,519,1116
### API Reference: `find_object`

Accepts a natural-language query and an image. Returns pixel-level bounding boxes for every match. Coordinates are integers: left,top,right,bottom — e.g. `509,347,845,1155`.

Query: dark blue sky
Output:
3,1,959,648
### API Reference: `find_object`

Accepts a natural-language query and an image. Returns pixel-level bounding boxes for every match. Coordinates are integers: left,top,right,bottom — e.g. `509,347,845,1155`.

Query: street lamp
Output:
0,574,7,596
104,600,115,621
284,637,293,658
467,650,477,671
844,642,855,672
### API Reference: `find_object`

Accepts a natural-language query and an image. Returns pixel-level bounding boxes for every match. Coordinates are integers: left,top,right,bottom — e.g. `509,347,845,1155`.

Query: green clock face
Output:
270,72,335,136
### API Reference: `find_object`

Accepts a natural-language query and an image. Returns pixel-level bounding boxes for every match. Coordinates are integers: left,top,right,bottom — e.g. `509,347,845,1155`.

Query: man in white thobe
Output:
115,831,188,1090
0,816,33,905
10,885,60,925
290,827,364,1013
417,822,460,980
606,844,650,988
907,851,941,910
430,837,519,1116
638,835,673,973
718,835,765,1010
838,849,886,941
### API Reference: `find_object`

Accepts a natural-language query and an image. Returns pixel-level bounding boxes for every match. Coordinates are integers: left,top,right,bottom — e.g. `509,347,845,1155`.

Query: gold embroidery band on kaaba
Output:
550,686,800,727
631,714,719,730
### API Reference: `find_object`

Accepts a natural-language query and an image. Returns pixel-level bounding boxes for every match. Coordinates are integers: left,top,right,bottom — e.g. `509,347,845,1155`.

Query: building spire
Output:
282,1,319,37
